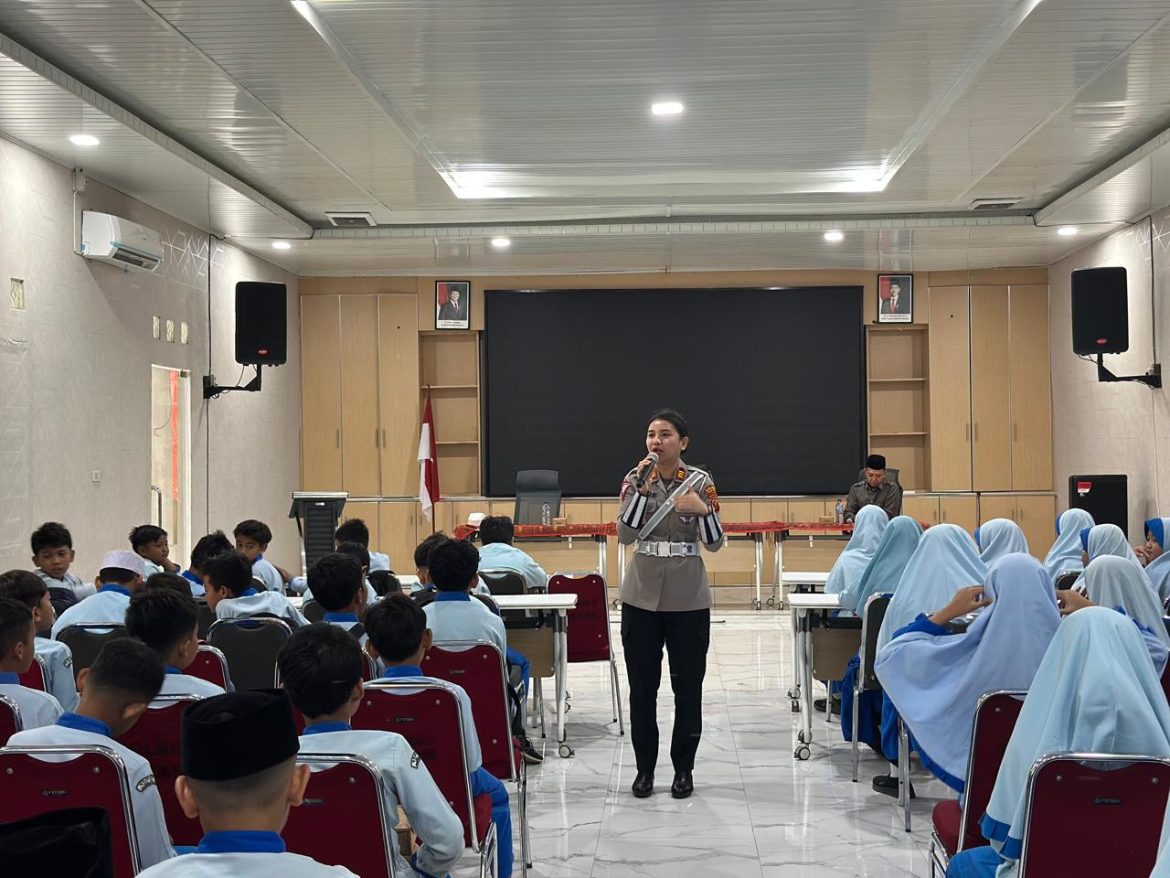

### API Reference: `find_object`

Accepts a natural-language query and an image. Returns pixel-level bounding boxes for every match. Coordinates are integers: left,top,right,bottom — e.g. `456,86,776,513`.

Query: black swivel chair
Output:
514,470,561,525
57,625,131,681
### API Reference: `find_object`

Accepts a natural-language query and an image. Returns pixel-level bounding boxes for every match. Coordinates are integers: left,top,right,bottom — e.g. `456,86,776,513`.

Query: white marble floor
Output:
463,613,953,878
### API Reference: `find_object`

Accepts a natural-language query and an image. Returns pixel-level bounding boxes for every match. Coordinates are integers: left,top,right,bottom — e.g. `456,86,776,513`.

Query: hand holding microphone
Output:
633,451,660,493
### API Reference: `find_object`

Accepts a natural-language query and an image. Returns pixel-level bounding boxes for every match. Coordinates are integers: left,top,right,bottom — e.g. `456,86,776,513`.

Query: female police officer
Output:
617,409,724,799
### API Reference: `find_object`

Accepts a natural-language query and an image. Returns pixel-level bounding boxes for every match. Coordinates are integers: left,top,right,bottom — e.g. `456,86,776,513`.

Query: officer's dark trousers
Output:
621,602,710,774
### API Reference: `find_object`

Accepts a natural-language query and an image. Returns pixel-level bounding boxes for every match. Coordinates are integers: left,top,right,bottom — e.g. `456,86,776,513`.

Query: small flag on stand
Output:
418,393,440,521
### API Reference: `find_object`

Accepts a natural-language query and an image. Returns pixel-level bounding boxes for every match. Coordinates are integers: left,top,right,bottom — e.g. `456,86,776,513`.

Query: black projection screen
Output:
483,287,865,496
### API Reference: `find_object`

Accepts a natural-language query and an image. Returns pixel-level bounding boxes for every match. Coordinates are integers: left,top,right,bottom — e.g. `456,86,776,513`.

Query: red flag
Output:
418,393,440,520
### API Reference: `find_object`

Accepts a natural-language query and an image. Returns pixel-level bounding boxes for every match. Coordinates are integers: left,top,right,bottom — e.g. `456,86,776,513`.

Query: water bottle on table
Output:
541,502,552,526
835,498,844,524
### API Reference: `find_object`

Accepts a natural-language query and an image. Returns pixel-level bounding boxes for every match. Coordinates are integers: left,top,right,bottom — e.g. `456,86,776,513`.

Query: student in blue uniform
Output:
125,587,225,697
0,569,78,710
476,515,549,592
1042,508,1094,582
365,596,515,878
335,518,391,573
204,552,307,627
30,521,95,614
181,531,233,598
279,623,464,877
1140,516,1170,605
303,553,372,653
8,638,174,868
234,519,286,593
0,597,63,729
135,689,356,877
974,518,1028,566
51,550,145,638
131,525,178,578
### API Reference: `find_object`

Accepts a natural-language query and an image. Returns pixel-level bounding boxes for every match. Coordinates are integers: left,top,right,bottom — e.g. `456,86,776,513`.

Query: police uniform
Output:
50,586,132,639
617,461,723,778
215,589,308,627
0,673,63,729
35,635,79,711
159,667,226,698
9,712,176,868
299,722,463,878
252,556,285,593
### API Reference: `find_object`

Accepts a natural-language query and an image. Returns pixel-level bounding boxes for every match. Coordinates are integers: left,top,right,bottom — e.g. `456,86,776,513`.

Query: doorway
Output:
151,366,191,564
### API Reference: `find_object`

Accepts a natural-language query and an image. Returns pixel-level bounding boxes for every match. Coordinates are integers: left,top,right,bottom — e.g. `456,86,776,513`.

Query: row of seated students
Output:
821,503,1170,877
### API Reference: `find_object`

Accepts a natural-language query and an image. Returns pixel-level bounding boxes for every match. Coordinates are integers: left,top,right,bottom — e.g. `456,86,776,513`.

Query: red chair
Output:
185,645,233,691
548,573,624,734
1017,753,1170,876
0,745,142,875
284,754,397,878
18,654,49,693
929,690,1026,877
354,680,498,878
0,693,21,745
117,694,204,847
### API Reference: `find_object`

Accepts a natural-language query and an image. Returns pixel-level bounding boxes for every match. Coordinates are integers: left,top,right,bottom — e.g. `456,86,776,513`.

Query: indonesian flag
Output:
418,394,440,521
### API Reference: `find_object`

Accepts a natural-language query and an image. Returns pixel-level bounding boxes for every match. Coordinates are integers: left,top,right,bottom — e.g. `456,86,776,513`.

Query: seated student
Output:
1057,554,1170,674
304,554,370,645
0,569,79,711
1139,516,1170,605
330,542,380,606
335,517,391,573
365,596,514,878
1081,522,1145,569
203,552,307,627
31,521,95,615
974,518,1028,566
50,551,145,639
130,525,178,578
8,638,174,868
946,607,1170,878
182,531,233,598
125,587,225,697
279,624,463,877
234,519,286,593
1042,508,1094,582
876,554,1060,792
476,515,549,592
0,597,64,729
136,690,356,877
414,533,493,600
824,504,888,596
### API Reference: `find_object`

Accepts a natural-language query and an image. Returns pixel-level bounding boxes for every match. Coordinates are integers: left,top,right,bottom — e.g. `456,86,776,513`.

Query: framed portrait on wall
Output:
876,274,913,323
435,280,471,330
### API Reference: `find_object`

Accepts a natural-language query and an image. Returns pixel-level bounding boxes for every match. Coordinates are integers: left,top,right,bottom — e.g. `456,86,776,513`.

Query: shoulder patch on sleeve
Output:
704,484,720,513
63,656,73,668
619,479,632,502
136,774,157,793
410,751,421,769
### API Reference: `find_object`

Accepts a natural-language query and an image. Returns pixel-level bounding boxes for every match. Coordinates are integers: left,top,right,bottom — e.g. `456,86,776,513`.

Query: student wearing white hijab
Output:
1042,508,1094,582
974,519,1028,566
825,505,888,596
876,554,1060,792
1141,517,1170,605
946,607,1170,878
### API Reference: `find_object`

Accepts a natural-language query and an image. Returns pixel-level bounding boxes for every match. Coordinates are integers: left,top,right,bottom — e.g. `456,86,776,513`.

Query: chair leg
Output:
520,759,532,870
851,682,861,783
609,658,619,723
534,677,547,739
611,657,626,736
899,718,911,832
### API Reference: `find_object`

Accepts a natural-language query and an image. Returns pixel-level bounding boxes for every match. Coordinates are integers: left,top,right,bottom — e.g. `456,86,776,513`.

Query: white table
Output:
787,592,841,760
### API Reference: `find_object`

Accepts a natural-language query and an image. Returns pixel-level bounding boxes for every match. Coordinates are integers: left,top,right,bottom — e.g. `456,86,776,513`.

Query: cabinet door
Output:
902,494,939,526
939,495,978,533
340,296,381,496
1014,494,1056,561
978,495,1017,526
929,286,973,490
377,295,421,497
300,296,342,490
379,502,419,577
970,286,1012,490
1010,285,1053,490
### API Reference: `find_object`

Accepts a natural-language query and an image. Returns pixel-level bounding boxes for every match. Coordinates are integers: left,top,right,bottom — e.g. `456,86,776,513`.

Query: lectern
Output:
289,492,348,575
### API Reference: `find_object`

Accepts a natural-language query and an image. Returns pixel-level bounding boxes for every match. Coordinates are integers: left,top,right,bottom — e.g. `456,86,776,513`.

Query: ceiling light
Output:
490,237,511,249
271,241,292,250
69,134,100,147
1057,226,1079,237
823,230,844,243
651,100,684,117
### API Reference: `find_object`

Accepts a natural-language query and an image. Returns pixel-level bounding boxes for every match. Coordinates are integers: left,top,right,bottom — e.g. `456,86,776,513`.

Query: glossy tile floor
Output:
462,613,953,878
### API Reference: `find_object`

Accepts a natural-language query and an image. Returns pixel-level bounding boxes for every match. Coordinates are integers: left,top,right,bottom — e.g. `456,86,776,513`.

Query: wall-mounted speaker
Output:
235,281,287,366
1071,267,1128,355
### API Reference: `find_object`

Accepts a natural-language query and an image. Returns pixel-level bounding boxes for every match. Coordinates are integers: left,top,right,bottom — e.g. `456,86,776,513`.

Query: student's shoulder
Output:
36,636,71,657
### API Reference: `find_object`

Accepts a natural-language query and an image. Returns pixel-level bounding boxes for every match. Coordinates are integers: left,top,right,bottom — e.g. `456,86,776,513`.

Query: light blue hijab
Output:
1143,517,1170,605
838,516,922,612
1081,555,1170,674
875,554,1059,792
976,518,1028,566
1043,508,1094,581
877,523,987,650
825,505,888,596
980,607,1170,873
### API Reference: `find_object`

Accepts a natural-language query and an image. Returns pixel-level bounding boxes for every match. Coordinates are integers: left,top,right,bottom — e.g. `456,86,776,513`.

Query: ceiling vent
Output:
325,211,377,228
969,197,1022,210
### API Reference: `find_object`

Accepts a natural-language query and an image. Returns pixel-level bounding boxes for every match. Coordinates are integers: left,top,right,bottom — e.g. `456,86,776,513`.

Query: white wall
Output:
0,136,301,576
1050,211,1170,540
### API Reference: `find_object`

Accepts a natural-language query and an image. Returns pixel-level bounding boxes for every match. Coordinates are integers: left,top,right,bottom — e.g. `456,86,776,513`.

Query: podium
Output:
289,492,348,575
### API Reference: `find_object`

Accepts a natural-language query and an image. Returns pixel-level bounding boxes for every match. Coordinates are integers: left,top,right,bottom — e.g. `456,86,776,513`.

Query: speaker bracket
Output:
203,366,263,399
1095,355,1162,389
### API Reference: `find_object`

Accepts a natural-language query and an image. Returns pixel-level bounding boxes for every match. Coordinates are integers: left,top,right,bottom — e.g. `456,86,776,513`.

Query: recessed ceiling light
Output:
824,230,844,243
490,237,511,249
69,134,100,147
1057,226,1079,237
271,241,292,250
651,100,685,117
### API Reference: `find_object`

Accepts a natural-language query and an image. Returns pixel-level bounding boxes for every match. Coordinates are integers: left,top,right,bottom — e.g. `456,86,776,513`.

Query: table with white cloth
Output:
787,591,842,760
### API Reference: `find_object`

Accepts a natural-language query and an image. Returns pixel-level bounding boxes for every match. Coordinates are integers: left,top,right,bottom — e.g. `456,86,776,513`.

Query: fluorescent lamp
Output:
490,237,511,249
651,101,685,116
1057,226,1079,237
69,134,100,147
823,230,844,243
271,241,292,250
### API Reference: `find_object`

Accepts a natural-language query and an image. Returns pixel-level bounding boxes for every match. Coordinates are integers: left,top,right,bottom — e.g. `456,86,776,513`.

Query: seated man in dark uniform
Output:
844,454,902,522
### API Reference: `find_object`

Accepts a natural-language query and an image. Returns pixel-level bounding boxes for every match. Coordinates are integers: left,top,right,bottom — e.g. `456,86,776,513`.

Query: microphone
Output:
633,452,659,490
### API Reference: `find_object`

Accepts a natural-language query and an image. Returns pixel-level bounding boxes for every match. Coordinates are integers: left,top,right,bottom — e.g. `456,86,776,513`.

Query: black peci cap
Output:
865,454,887,470
180,690,297,781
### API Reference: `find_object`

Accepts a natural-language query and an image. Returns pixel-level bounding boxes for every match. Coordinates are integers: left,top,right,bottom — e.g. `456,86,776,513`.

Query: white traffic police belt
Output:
635,541,701,558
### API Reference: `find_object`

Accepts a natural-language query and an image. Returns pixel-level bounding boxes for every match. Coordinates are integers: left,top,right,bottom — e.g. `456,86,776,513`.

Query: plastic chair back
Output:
185,645,233,691
302,599,326,624
481,570,531,625
956,691,1025,853
18,653,49,692
195,602,217,639
56,625,130,681
0,807,113,878
0,693,20,746
207,617,292,690
858,594,891,690
549,573,611,663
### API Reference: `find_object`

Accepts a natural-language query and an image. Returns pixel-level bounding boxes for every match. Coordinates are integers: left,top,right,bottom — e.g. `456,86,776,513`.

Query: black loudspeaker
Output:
235,282,287,366
1071,267,1128,355
1069,474,1128,536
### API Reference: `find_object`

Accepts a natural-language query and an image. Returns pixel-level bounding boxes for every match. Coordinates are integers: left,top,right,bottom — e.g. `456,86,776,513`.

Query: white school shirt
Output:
299,724,464,877
8,714,176,868
159,669,225,698
50,587,132,639
0,674,63,730
35,635,79,711
424,593,507,658
35,570,97,601
252,556,285,592
215,590,308,627
372,667,483,772
369,551,391,572
142,560,166,578
136,833,355,877
478,542,549,592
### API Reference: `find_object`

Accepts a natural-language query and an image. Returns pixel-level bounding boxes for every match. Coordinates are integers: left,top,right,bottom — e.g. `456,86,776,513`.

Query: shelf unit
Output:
866,325,929,489
420,331,481,495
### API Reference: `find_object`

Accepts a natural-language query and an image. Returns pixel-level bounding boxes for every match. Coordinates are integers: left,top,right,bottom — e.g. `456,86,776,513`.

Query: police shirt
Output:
159,667,226,698
252,556,285,593
134,831,354,877
35,635,79,711
616,462,724,612
423,592,507,657
478,543,549,592
299,723,463,878
373,666,483,772
9,713,175,868
50,586,132,639
215,589,307,627
0,674,63,729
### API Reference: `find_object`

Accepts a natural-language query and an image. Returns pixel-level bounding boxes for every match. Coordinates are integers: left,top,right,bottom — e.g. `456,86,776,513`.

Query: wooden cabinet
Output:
378,296,421,497
928,286,973,490
977,493,1056,560
340,296,381,496
379,501,420,577
970,287,1012,490
1009,285,1053,490
902,494,978,532
867,326,928,490
300,296,342,490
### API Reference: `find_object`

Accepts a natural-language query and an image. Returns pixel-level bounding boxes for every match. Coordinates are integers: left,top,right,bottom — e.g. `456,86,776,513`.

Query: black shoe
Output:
871,775,915,799
632,771,654,798
517,735,543,765
814,697,827,712
670,771,694,799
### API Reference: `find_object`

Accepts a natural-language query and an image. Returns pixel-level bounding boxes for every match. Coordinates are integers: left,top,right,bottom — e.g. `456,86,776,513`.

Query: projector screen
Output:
483,286,865,496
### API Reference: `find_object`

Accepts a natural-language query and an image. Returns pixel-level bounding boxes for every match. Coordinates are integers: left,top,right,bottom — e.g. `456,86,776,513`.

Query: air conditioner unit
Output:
80,211,163,271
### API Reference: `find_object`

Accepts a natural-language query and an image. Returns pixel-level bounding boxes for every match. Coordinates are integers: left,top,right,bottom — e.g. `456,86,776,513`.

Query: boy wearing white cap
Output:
50,550,145,639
